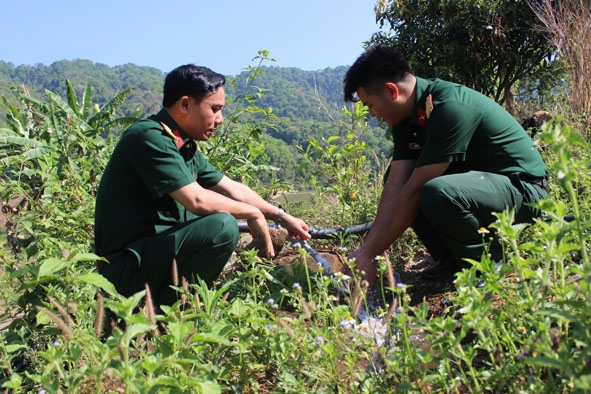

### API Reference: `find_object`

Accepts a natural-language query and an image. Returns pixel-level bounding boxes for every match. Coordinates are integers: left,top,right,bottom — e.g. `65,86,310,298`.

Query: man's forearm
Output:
224,182,280,219
360,184,421,258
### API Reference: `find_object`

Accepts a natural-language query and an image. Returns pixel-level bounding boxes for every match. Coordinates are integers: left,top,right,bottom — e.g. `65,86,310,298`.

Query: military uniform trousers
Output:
412,171,548,266
100,212,239,306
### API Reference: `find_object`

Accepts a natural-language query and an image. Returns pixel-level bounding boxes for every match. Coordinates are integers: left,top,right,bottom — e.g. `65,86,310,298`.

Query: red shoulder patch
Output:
173,130,184,149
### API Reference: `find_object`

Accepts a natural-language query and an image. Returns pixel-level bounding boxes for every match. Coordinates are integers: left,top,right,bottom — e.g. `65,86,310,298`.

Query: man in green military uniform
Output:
342,45,548,287
95,65,310,306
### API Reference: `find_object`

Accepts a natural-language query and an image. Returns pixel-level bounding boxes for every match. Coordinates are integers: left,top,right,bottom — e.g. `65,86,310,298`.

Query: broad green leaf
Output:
229,298,249,318
45,90,92,133
37,258,69,279
575,375,591,390
126,322,156,339
81,83,93,119
4,344,28,353
21,146,54,161
534,308,577,321
327,135,340,144
35,310,52,326
192,332,233,346
78,272,120,297
66,80,81,117
196,381,222,394
0,135,50,149
68,252,103,262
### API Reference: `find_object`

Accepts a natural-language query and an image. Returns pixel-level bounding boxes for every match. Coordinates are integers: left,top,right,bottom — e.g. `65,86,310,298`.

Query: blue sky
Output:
2,0,384,76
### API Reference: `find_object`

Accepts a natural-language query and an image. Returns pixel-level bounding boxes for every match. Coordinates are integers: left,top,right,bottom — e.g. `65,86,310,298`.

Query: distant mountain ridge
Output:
0,60,349,121
0,60,167,117
0,59,392,185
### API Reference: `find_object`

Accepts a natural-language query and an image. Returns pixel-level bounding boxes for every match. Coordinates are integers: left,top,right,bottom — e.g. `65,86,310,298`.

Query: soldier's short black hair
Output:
344,45,412,102
163,64,225,107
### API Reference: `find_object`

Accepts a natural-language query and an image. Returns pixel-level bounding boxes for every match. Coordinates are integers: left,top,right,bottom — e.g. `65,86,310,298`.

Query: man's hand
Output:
278,213,311,241
247,214,274,258
344,248,378,289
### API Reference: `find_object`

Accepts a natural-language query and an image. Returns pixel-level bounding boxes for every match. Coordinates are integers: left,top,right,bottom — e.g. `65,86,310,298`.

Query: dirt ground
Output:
297,248,453,317
394,251,456,316
239,228,454,318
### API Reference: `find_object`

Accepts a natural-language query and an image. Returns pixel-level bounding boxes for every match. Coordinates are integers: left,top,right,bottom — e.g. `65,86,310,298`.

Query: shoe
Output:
421,258,460,281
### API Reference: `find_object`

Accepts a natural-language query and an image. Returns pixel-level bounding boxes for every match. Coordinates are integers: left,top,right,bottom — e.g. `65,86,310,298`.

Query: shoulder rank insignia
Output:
425,94,434,119
160,122,184,149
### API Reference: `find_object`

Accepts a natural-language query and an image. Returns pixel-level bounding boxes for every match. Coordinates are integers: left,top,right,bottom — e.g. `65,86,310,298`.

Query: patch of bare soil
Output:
237,232,454,318
398,251,457,317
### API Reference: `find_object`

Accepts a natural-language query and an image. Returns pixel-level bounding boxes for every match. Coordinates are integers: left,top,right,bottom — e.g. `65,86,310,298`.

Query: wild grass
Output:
1,54,591,393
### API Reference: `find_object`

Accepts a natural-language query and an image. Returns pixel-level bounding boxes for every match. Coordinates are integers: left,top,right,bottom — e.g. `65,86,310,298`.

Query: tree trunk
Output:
504,84,515,115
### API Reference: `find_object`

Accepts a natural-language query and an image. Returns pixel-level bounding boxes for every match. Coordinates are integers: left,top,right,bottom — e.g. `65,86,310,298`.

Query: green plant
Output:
299,101,384,230
411,120,591,392
3,54,591,393
201,50,279,188
0,81,138,258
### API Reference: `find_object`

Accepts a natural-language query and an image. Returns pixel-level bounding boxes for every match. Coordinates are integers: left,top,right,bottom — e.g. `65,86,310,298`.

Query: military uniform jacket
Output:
391,77,548,179
94,109,223,256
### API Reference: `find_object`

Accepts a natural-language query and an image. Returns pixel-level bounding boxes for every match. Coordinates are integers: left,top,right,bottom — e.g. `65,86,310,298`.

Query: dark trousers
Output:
100,213,239,306
412,171,547,266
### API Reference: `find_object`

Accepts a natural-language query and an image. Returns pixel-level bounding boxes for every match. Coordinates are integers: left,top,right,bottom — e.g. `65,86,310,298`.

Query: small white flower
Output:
339,316,356,330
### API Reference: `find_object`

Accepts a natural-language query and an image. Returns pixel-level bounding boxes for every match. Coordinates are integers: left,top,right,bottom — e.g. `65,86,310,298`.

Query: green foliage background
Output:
1,0,591,386
371,0,557,112
0,59,393,189
1,53,591,392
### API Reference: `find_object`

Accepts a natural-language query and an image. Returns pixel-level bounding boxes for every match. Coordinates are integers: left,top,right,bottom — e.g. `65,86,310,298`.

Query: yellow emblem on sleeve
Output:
425,94,434,119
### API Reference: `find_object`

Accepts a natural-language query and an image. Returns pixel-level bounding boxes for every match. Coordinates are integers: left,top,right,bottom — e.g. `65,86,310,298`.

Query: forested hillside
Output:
0,59,392,185
0,60,165,115
231,66,348,121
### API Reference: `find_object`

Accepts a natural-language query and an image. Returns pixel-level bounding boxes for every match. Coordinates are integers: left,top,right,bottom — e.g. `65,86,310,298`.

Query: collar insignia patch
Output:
417,108,427,126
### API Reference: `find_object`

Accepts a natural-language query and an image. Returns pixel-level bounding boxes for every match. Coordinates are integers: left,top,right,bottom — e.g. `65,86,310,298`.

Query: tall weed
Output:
2,66,591,393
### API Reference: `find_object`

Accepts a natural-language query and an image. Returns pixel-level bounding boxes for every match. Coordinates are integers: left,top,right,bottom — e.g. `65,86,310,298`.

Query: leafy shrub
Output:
2,60,591,394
